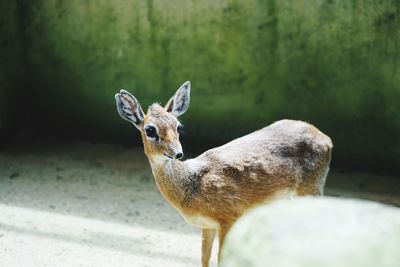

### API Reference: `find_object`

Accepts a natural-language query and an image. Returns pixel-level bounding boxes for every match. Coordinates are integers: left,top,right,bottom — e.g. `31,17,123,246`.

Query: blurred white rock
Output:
220,197,400,267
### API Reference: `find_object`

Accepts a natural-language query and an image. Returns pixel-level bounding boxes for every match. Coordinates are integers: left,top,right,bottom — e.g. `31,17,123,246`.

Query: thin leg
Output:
218,223,232,263
202,228,216,267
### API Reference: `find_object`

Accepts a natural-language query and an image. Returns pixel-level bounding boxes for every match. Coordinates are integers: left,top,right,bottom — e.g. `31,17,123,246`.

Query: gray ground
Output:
0,143,399,267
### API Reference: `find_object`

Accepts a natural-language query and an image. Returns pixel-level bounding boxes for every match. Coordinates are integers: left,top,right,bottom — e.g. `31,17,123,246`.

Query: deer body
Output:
115,82,333,267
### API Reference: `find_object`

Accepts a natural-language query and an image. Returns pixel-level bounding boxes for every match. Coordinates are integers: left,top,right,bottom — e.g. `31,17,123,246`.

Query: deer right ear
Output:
115,89,144,130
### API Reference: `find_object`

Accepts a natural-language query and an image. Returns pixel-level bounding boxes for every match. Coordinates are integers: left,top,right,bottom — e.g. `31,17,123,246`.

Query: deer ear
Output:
115,89,144,130
165,81,191,117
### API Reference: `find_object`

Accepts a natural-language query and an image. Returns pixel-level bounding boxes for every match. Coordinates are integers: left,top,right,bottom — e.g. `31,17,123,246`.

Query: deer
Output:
114,81,333,267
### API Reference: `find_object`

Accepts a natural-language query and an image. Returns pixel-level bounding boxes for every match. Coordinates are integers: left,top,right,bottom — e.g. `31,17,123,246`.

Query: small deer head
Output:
115,81,190,164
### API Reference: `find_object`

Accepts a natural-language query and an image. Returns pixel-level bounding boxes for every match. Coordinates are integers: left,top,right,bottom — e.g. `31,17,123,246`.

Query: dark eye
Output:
177,125,184,134
145,126,158,138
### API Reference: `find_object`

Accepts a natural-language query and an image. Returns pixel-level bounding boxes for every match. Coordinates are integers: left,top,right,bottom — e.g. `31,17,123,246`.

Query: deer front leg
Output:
218,223,233,263
202,228,216,267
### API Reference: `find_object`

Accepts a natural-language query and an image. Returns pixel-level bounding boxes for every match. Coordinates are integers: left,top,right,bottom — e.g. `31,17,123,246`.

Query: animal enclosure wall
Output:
1,0,399,173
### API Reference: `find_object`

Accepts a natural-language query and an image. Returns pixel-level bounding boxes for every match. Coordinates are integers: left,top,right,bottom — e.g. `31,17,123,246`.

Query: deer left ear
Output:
165,81,190,117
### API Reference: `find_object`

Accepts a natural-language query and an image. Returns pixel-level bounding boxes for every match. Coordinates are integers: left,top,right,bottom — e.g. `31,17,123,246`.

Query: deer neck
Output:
147,155,193,207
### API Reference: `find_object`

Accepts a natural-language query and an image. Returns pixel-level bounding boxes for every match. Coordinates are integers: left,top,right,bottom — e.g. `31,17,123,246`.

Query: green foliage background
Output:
1,0,399,173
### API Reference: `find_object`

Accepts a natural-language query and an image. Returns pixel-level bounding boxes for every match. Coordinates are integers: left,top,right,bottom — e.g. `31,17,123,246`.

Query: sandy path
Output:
0,143,398,267
0,143,218,267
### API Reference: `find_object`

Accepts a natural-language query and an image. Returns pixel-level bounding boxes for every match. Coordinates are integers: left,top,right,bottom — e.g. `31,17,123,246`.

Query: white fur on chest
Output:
182,213,219,229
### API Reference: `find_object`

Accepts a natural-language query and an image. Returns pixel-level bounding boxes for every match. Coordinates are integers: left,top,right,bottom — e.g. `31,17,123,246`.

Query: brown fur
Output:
115,83,332,266
121,100,332,266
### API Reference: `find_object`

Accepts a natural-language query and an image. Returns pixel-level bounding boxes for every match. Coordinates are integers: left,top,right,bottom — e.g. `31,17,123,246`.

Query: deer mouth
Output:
163,153,174,159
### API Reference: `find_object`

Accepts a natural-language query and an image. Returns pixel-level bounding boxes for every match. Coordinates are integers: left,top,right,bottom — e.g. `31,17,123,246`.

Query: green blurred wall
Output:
0,0,26,142
2,0,400,173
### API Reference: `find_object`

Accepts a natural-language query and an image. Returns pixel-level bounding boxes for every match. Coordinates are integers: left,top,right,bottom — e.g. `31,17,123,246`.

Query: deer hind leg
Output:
316,165,330,195
314,146,332,195
202,228,216,267
297,165,330,196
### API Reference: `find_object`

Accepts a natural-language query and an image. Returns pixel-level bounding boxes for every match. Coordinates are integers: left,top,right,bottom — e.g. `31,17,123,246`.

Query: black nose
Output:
176,152,183,159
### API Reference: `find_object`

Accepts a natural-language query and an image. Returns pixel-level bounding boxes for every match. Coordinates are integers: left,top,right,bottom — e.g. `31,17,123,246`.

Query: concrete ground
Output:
0,143,399,267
